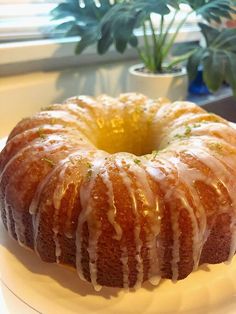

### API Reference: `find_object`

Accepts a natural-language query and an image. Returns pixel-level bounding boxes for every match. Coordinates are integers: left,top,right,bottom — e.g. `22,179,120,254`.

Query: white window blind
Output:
0,0,63,43
0,1,199,44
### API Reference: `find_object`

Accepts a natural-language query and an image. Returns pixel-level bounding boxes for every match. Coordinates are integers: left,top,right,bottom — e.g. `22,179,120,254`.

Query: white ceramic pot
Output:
128,64,188,101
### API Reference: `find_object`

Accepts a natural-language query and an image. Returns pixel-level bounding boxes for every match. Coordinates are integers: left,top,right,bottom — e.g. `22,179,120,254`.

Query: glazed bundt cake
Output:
1,93,236,291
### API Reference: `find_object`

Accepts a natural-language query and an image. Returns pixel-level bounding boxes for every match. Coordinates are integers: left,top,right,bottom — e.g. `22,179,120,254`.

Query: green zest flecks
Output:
41,157,56,167
38,127,46,139
134,158,141,165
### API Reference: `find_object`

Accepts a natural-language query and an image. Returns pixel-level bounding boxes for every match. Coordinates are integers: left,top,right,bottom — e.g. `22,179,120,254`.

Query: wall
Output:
0,59,137,137
0,27,201,138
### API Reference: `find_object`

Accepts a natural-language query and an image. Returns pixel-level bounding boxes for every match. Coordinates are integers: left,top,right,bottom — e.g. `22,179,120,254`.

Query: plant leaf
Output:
129,35,138,48
197,23,236,94
97,22,113,54
51,2,79,20
187,48,204,81
112,12,137,52
115,38,128,53
54,21,75,33
51,0,113,54
198,22,220,46
225,52,236,96
132,0,171,16
51,0,183,57
202,49,225,91
66,24,81,37
186,0,236,24
75,28,99,54
199,22,236,51
172,42,200,56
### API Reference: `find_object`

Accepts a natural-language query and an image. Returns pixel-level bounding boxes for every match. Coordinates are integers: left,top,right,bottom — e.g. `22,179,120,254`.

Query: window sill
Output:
0,26,201,76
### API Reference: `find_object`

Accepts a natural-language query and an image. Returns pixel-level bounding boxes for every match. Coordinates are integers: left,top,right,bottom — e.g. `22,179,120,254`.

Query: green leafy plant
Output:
52,0,236,92
174,22,236,95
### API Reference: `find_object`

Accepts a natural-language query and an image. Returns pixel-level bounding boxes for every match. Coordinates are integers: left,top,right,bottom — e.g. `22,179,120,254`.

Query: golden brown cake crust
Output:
1,93,236,290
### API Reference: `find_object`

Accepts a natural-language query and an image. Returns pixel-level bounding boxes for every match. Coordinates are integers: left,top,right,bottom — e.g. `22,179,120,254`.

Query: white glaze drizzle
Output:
0,134,71,194
186,142,236,261
29,160,66,215
166,134,236,267
53,230,62,263
1,142,56,247
101,169,123,241
0,135,47,243
60,104,98,141
129,161,162,286
52,161,71,263
170,209,180,282
51,152,84,262
12,210,26,247
4,201,14,239
120,246,129,290
28,134,93,216
167,156,207,273
30,159,69,255
145,158,182,281
145,154,205,281
76,154,105,291
115,157,144,289
143,164,167,285
101,169,130,288
31,150,82,260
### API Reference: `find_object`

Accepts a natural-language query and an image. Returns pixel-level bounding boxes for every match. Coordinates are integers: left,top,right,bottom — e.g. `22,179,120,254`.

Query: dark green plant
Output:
52,0,236,93
174,22,236,95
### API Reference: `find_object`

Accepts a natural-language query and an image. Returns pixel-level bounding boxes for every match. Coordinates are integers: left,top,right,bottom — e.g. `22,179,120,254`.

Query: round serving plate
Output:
1,138,236,314
1,221,236,314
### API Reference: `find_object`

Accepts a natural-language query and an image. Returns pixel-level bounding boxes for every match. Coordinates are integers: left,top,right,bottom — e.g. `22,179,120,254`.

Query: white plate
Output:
1,221,236,314
0,137,7,151
0,281,38,314
1,138,236,314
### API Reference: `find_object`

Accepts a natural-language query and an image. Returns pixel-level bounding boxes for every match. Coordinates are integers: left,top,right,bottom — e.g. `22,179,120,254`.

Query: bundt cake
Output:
1,93,236,291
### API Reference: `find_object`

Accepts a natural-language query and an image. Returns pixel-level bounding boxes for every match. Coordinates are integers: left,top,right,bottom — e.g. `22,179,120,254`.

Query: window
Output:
0,1,201,75
0,1,199,43
0,0,63,43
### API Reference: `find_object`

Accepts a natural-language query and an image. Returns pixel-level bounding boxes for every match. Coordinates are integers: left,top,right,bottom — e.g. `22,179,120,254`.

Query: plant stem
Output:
160,15,164,40
162,11,193,66
149,15,160,72
156,15,164,70
214,34,236,49
157,15,164,50
142,22,153,70
166,49,197,69
160,10,177,52
137,47,148,67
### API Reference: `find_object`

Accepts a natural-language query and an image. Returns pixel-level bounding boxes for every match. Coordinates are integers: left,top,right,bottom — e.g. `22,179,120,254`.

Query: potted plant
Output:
52,0,236,100
173,22,236,97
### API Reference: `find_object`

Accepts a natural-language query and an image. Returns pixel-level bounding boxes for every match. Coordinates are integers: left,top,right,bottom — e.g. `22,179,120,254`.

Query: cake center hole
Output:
95,117,158,156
